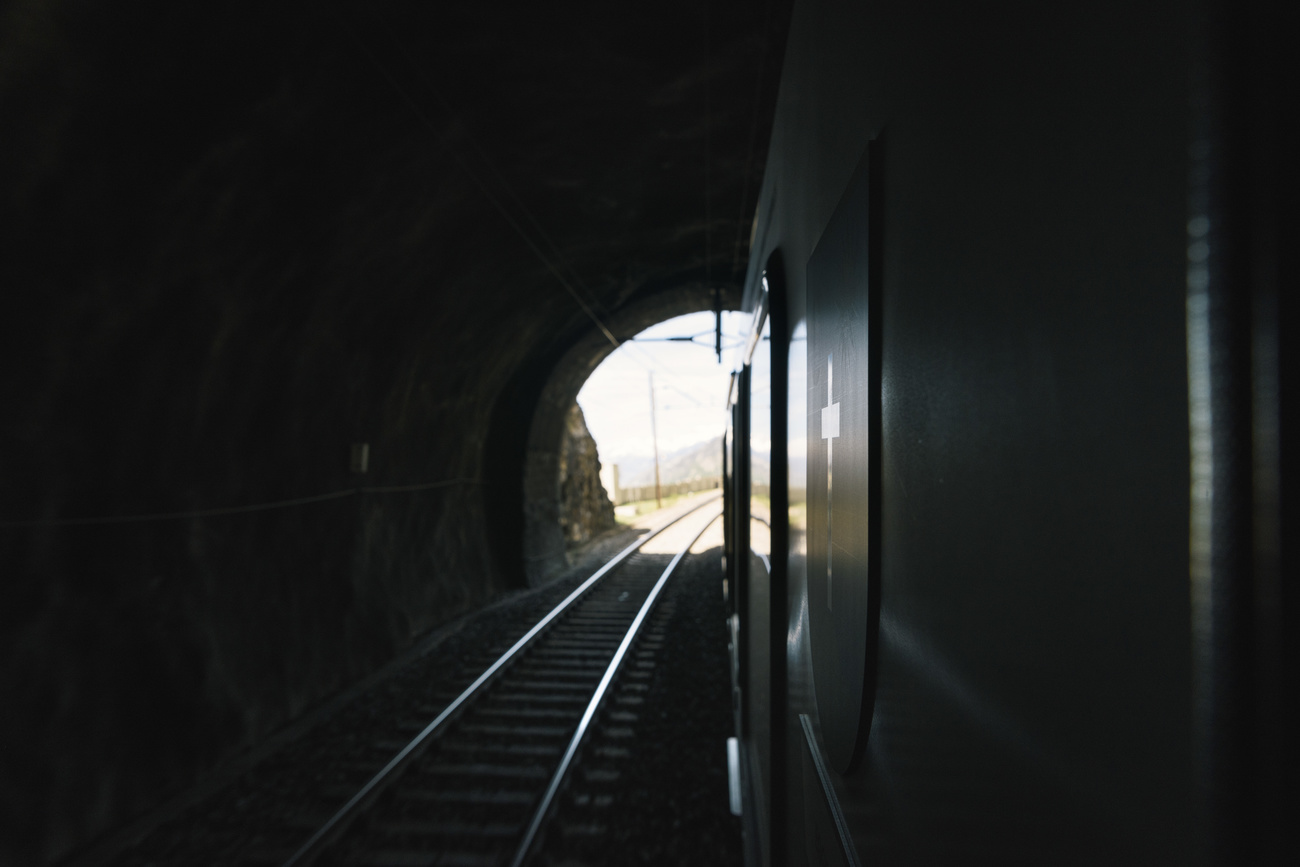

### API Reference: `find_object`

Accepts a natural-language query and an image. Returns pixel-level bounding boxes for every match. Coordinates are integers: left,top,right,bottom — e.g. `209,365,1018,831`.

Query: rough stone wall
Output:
0,1,785,863
557,404,616,548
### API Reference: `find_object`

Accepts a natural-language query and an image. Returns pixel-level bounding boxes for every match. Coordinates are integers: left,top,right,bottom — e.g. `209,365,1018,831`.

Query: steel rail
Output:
281,493,720,867
507,508,722,867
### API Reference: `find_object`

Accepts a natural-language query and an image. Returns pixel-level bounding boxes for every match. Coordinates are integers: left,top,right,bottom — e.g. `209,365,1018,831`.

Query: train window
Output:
789,319,807,569
750,299,772,569
742,274,776,847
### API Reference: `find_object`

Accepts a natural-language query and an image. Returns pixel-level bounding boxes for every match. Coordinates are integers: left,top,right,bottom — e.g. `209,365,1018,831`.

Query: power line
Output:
704,0,712,293
374,18,612,325
593,313,749,409
626,329,743,348
0,479,485,529
731,0,781,276
339,11,621,349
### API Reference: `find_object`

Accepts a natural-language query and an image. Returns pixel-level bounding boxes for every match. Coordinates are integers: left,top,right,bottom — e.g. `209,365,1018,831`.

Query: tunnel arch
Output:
521,283,742,585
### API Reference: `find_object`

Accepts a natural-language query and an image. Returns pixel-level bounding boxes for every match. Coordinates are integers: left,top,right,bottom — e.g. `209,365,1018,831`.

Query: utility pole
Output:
648,371,662,509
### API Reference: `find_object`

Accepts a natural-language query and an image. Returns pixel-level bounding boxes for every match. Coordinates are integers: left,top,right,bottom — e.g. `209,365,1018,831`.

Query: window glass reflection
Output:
750,315,772,564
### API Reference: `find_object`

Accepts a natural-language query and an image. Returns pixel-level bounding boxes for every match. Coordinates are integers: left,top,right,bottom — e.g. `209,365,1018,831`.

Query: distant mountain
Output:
613,436,725,487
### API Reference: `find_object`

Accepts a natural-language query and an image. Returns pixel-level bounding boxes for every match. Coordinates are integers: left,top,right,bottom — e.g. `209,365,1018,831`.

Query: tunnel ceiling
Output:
5,0,788,333
3,0,789,518
0,2,790,861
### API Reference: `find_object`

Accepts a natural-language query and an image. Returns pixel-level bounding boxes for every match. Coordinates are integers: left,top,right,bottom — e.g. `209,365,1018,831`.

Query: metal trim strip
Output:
798,713,862,867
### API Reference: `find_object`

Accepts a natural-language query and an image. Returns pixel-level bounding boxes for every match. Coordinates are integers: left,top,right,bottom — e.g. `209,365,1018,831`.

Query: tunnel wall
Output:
742,0,1195,862
0,0,783,860
556,403,617,548
0,11,516,858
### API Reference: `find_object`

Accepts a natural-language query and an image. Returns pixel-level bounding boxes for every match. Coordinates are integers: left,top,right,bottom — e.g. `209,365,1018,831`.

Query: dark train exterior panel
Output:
718,0,1254,864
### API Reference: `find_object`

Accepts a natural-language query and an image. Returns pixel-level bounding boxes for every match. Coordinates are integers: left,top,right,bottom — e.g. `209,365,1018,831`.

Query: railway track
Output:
271,496,722,867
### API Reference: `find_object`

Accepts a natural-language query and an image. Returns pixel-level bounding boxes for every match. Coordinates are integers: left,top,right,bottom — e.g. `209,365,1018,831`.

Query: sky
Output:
577,310,751,478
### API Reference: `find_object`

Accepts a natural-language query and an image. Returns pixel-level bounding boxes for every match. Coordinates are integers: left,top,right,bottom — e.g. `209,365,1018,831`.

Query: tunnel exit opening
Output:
520,287,745,586
577,310,751,524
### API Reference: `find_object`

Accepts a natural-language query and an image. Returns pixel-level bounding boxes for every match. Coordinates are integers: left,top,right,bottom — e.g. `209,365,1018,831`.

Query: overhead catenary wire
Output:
597,331,714,408
353,14,756,447
584,313,750,415
602,342,711,410
730,0,781,276
618,330,745,409
359,12,764,402
374,18,610,327
338,12,621,350
704,0,715,363
704,0,712,285
626,329,743,348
